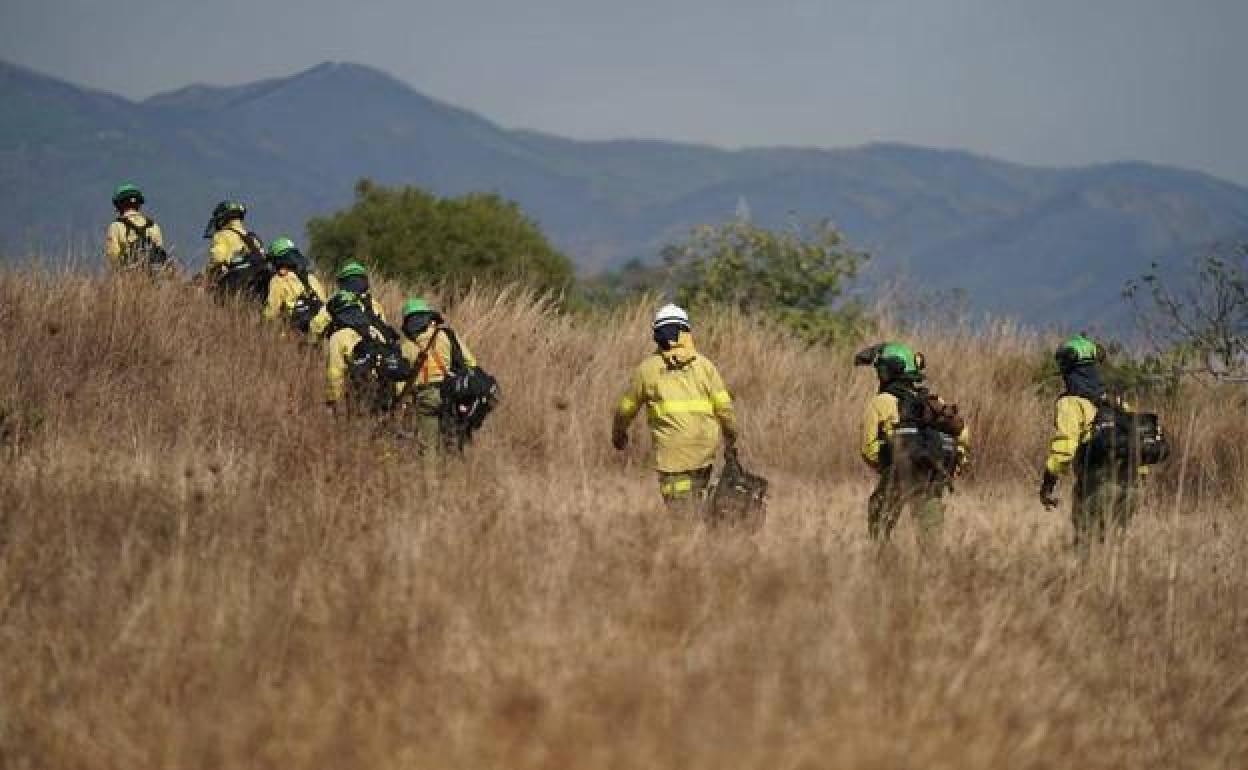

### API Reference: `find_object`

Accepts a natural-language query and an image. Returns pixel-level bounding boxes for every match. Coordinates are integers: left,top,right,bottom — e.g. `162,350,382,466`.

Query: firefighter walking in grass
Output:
104,183,169,273
322,290,406,416
856,342,969,542
612,304,739,507
201,200,271,302
262,237,326,333
395,297,494,468
1039,335,1169,558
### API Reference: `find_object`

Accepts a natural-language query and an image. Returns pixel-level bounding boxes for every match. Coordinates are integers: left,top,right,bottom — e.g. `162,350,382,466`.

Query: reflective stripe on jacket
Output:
613,337,738,474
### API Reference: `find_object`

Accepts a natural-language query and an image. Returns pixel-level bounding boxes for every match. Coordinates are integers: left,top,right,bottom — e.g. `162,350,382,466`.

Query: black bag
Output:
346,329,411,414
219,228,272,301
886,386,964,477
438,328,499,447
116,216,169,270
1082,401,1171,471
708,447,768,532
287,270,324,333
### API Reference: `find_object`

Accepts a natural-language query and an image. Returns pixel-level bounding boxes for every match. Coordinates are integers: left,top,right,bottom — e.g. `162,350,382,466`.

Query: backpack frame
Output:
116,216,169,271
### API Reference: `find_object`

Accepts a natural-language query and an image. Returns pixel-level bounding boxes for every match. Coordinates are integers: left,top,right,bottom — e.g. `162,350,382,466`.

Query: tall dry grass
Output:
1,268,1246,768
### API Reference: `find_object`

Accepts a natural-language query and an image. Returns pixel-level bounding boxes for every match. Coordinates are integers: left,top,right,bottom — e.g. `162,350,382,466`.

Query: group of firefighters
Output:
106,184,1163,556
106,185,483,468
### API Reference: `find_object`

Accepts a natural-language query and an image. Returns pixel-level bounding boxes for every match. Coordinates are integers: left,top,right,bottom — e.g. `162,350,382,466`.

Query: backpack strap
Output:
403,327,446,389
293,269,318,300
225,227,266,264
359,294,401,346
443,327,468,373
116,214,154,239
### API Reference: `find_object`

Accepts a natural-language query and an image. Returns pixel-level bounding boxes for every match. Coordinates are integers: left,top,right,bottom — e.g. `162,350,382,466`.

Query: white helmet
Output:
652,303,690,331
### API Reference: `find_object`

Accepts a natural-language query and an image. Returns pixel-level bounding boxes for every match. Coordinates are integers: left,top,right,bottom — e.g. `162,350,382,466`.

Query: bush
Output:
662,219,871,346
307,179,574,291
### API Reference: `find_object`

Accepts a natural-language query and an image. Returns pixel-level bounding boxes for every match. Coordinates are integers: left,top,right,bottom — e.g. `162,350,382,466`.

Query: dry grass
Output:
1,269,1246,769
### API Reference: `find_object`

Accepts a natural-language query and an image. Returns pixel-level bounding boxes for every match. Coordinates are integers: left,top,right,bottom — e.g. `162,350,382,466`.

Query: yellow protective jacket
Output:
398,325,477,388
104,211,164,271
203,219,256,280
1046,395,1097,476
263,270,327,322
860,391,971,470
308,296,387,341
613,335,738,473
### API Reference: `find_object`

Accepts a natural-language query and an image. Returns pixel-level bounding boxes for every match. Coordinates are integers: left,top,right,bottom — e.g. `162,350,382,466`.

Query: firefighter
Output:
396,297,481,467
1040,335,1146,557
612,304,739,507
857,342,969,543
262,236,326,332
201,200,270,301
104,183,168,273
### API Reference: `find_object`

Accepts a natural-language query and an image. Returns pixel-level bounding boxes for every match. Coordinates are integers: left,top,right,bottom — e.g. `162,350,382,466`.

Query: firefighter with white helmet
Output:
612,304,739,506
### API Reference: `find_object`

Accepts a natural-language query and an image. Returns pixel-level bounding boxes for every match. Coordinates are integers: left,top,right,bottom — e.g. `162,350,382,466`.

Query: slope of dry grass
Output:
1,269,1246,768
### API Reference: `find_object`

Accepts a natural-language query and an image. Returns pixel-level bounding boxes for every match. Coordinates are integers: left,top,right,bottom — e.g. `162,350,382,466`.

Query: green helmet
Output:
336,261,368,280
401,297,435,318
204,200,246,237
1056,334,1101,370
875,342,925,383
268,236,297,258
111,183,144,208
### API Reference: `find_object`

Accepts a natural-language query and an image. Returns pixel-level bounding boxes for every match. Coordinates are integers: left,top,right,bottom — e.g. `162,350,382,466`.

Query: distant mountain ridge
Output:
3,58,1248,326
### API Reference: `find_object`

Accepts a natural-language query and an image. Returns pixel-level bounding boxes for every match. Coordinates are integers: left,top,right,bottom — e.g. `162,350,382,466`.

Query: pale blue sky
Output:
3,0,1245,183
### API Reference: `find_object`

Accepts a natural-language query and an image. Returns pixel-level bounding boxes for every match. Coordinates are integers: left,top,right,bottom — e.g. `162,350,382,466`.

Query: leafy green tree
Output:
662,219,870,345
307,179,574,290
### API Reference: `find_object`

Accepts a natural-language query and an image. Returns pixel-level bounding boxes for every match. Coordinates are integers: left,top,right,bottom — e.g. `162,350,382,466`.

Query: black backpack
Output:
116,216,169,270
884,385,964,478
438,328,499,449
287,270,324,333
1080,397,1171,472
219,228,272,301
345,326,411,414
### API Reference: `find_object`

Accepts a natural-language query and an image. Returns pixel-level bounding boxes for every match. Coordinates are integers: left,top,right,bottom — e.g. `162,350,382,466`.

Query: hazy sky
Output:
3,0,1246,184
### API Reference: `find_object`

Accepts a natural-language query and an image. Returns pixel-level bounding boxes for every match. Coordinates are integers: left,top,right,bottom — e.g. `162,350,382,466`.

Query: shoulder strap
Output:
406,327,445,384
443,327,468,372
226,227,264,259
294,269,317,298
116,215,154,239
360,295,400,346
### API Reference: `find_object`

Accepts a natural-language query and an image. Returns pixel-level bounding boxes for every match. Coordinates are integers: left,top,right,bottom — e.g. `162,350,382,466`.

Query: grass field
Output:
2,270,1246,768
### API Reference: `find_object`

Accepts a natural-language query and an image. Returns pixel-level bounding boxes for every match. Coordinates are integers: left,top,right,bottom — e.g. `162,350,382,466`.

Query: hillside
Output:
4,59,1248,325
2,268,1246,767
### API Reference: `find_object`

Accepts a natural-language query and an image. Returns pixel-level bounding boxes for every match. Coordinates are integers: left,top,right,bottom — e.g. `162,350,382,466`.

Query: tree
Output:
662,219,870,345
1123,247,1248,377
307,179,574,291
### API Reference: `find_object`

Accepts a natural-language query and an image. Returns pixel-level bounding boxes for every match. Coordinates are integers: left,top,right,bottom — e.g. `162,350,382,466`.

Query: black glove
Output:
612,429,629,451
1039,470,1060,510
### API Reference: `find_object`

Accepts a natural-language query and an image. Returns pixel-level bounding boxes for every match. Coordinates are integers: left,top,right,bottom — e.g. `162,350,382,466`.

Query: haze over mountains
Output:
4,58,1248,326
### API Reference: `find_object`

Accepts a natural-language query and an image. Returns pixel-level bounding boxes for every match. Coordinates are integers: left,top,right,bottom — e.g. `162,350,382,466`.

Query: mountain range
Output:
4,58,1248,326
